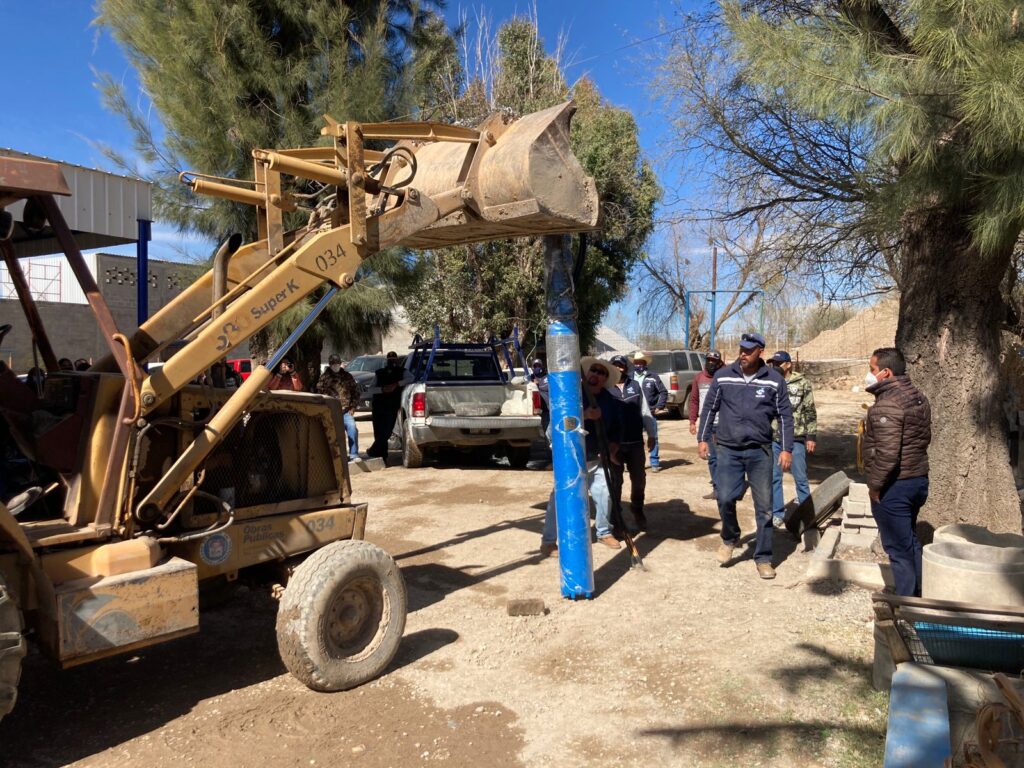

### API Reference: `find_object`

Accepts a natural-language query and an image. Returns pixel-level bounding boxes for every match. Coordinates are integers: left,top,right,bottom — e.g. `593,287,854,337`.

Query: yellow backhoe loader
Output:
0,102,597,720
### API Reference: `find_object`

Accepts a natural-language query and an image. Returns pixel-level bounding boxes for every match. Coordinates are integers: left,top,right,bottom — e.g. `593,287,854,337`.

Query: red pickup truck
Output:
227,358,254,381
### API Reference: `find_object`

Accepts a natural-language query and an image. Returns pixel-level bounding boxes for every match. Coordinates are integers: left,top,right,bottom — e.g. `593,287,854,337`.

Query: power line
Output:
567,25,686,68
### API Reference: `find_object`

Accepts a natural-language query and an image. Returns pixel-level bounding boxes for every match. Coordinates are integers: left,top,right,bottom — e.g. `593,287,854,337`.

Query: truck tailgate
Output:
425,383,532,416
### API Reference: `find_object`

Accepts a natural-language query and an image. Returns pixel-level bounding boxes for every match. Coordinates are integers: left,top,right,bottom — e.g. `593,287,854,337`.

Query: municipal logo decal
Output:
200,532,232,566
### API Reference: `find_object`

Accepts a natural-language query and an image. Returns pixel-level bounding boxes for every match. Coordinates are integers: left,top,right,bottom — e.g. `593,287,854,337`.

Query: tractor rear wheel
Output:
276,540,407,692
0,573,26,723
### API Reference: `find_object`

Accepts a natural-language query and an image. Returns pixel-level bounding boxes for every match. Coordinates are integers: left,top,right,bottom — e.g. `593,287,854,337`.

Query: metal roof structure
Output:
0,149,152,257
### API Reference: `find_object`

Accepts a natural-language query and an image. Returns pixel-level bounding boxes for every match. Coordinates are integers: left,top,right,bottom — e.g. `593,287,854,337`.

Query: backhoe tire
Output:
0,573,26,723
276,540,406,692
402,417,424,469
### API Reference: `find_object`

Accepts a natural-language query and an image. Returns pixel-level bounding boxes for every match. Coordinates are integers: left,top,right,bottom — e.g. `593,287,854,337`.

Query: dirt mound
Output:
797,299,898,361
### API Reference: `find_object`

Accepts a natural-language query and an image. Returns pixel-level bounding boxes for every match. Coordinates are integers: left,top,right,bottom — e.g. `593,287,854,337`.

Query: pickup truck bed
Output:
396,345,543,468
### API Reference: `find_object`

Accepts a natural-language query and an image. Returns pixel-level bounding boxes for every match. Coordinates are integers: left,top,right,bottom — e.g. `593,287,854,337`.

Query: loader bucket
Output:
396,101,599,250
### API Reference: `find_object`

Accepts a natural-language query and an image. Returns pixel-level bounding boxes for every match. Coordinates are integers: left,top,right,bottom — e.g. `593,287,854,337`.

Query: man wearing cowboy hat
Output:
632,351,668,472
540,356,623,554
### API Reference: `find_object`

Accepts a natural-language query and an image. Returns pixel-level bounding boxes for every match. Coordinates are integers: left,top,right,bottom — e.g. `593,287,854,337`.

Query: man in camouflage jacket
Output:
316,354,361,459
768,351,817,526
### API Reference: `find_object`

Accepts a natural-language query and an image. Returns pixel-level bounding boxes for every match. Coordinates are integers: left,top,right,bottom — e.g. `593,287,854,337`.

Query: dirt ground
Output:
0,390,890,768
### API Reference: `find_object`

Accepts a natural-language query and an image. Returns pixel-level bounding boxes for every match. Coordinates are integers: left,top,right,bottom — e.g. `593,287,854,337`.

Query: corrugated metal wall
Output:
0,253,95,304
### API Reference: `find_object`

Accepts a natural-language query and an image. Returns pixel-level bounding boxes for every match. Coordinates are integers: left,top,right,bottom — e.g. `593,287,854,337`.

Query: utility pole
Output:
709,244,718,350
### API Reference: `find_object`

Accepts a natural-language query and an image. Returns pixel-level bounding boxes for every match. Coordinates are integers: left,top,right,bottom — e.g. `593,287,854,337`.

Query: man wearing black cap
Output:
316,354,361,460
767,351,817,528
367,351,405,463
697,332,794,579
610,355,656,531
689,350,724,499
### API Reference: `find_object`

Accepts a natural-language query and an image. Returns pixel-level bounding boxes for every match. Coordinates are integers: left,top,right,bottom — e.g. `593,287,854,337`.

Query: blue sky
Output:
2,0,705,335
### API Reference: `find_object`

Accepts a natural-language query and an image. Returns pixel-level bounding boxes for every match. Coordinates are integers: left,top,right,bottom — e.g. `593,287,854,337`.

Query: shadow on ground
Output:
0,588,456,768
639,719,884,761
639,643,884,763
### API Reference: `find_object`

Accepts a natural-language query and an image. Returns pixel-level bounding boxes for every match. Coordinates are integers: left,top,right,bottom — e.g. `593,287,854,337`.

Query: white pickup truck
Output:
395,339,544,468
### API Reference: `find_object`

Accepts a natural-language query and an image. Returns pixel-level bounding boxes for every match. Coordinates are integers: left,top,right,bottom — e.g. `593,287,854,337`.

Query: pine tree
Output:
661,1,1024,531
96,0,449,371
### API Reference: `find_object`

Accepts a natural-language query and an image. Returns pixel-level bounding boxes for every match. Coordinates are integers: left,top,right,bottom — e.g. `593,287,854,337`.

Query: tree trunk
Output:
897,208,1022,534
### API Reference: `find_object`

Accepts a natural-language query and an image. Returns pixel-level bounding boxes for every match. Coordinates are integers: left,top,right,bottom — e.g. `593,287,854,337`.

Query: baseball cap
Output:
610,354,629,369
706,350,723,362
770,350,792,364
328,353,342,364
739,332,766,350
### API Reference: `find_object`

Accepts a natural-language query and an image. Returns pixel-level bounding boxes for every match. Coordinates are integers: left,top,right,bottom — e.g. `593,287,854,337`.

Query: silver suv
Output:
633,349,707,418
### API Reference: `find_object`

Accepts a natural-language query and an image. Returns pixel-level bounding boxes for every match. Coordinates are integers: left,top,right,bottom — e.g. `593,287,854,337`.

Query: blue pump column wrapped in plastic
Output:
543,234,594,599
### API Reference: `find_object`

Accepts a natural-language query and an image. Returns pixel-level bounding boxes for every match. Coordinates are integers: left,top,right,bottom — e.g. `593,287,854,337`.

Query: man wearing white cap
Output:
632,351,668,472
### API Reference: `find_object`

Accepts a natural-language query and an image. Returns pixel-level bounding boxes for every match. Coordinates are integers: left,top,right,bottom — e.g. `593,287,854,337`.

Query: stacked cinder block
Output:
840,482,878,548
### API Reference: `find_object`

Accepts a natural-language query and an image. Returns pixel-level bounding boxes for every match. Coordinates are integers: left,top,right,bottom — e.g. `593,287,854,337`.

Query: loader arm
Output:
131,101,598,524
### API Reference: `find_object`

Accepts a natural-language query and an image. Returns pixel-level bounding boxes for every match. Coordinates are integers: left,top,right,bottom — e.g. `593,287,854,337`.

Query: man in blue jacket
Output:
697,333,794,579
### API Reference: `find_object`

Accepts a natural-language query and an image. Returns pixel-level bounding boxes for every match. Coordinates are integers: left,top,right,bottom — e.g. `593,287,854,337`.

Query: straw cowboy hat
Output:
580,356,620,388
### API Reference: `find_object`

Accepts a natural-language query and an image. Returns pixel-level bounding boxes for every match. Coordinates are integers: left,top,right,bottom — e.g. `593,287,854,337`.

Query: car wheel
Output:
402,416,424,469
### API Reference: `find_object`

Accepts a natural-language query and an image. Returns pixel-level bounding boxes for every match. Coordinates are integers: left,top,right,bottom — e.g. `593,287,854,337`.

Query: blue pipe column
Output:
543,234,593,599
137,218,152,326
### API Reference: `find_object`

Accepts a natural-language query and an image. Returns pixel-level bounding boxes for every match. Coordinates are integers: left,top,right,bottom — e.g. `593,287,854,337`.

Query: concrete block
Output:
840,532,878,549
847,482,870,503
506,598,546,616
348,457,385,473
807,525,894,590
843,498,870,517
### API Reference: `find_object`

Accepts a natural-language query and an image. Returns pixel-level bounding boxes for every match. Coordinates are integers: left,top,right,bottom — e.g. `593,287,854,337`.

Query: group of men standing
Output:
541,332,932,595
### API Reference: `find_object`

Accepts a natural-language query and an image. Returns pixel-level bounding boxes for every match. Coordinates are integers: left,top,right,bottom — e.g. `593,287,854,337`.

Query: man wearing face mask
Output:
862,347,931,596
697,333,793,580
316,354,361,460
633,351,668,472
690,350,724,499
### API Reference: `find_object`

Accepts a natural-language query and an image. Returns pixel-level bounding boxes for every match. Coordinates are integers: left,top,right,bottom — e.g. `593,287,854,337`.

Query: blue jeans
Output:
343,411,359,458
871,477,928,597
771,441,810,518
707,431,718,492
649,419,660,468
542,459,613,543
716,444,774,563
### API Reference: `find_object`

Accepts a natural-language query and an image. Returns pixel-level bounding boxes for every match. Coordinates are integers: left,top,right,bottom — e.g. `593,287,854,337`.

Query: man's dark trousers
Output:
368,398,400,459
716,444,774,564
871,477,928,597
611,442,647,525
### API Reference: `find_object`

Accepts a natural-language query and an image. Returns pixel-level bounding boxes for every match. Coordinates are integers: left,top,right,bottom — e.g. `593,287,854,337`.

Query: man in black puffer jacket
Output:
862,347,931,596
698,333,794,580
